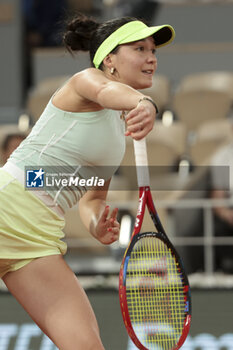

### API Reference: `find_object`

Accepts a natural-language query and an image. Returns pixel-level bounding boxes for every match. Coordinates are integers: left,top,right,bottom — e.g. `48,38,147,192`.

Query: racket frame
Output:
119,185,191,350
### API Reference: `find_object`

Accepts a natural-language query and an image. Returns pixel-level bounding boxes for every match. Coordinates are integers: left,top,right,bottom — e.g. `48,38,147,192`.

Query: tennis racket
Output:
119,138,191,350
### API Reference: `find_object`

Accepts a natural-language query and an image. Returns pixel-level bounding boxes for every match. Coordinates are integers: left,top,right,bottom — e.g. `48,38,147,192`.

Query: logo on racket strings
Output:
135,196,144,227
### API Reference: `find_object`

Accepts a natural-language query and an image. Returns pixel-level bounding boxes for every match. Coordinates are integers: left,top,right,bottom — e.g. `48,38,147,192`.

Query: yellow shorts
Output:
0,258,35,279
0,169,67,278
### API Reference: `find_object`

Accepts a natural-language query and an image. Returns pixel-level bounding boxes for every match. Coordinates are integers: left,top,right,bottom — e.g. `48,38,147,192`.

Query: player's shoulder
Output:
72,67,105,82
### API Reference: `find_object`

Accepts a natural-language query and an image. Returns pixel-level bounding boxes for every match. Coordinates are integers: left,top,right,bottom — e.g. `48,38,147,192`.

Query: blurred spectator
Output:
22,0,68,47
211,121,233,273
1,133,26,165
67,0,98,16
22,0,68,97
114,0,160,24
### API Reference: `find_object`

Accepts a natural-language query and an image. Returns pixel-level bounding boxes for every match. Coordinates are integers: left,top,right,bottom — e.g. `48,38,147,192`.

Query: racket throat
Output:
147,189,166,235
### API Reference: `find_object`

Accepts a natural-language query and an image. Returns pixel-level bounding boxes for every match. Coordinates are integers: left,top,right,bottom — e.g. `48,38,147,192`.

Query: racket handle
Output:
133,138,150,187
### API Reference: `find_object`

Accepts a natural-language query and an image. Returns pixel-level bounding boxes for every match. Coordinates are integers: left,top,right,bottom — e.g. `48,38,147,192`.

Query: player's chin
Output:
135,78,153,90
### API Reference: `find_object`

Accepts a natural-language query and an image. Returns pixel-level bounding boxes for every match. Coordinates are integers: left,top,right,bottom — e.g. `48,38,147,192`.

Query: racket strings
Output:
125,235,186,350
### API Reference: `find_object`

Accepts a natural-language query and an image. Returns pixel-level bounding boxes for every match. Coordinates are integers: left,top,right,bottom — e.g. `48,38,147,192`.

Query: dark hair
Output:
63,13,138,69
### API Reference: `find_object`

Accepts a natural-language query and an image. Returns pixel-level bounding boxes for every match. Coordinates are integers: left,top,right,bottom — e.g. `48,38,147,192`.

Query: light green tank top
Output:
8,98,126,212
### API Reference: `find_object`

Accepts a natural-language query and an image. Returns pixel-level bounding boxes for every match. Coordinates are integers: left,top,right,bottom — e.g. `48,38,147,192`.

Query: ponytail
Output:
63,13,99,53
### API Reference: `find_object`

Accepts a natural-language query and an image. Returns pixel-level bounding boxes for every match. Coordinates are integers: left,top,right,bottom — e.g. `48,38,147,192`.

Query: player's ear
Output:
103,54,115,70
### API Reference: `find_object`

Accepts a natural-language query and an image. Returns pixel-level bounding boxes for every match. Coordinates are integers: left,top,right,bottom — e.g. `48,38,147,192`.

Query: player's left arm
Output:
79,178,120,244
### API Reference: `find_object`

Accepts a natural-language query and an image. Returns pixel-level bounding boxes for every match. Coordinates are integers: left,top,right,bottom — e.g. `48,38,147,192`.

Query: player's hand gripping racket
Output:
119,138,191,350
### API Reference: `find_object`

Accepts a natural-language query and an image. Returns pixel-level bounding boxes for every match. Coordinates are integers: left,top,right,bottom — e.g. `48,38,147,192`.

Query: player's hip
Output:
0,168,67,260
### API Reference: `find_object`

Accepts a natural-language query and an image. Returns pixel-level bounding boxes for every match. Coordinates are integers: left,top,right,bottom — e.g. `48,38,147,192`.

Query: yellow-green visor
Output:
93,20,175,69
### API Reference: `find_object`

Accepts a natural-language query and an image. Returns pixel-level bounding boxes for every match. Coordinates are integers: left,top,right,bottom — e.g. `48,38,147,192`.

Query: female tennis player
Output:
0,13,175,350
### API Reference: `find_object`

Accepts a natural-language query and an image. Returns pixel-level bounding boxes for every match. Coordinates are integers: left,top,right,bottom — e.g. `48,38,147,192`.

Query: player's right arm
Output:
73,68,144,110
72,68,157,140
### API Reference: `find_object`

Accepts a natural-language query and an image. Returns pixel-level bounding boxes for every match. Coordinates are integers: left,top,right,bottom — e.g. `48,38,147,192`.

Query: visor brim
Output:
119,24,175,48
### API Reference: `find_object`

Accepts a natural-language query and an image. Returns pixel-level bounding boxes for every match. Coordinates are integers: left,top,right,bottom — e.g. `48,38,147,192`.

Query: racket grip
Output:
133,138,150,187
